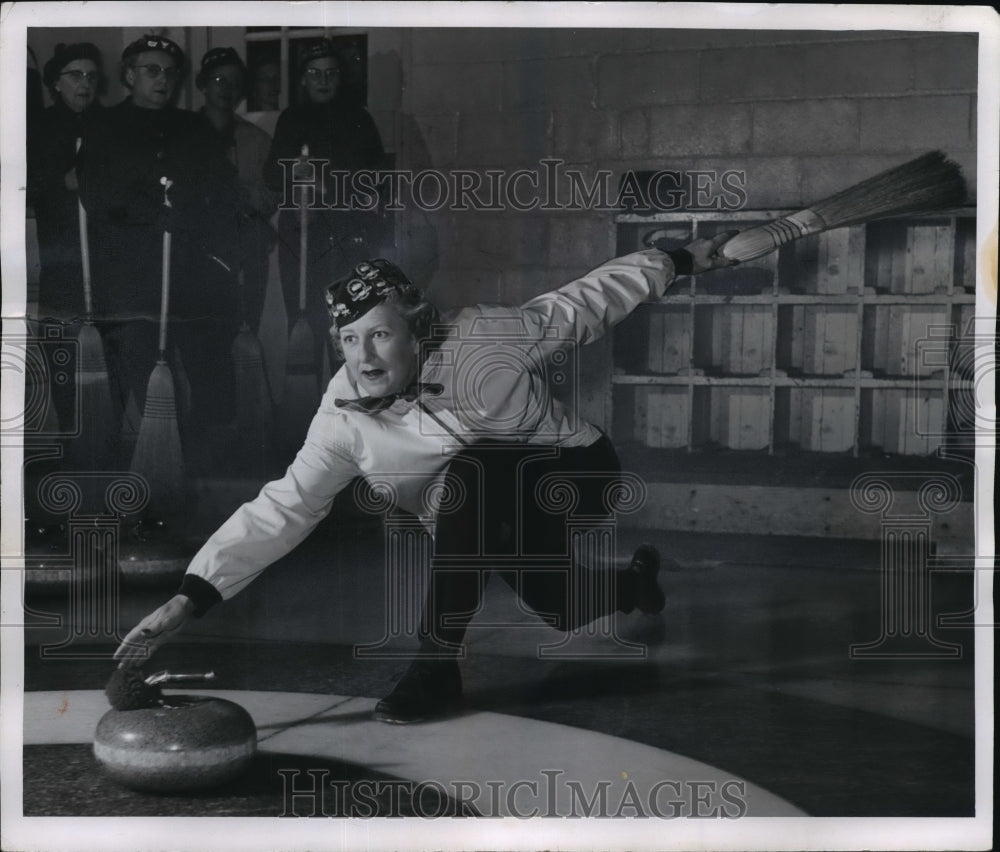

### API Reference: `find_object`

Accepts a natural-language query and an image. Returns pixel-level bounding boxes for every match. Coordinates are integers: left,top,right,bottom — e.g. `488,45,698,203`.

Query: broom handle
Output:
299,144,308,313
159,177,173,357
75,138,93,317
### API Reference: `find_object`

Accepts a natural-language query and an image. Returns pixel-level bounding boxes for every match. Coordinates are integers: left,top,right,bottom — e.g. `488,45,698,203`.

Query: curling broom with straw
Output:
716,151,967,263
281,145,321,448
129,177,185,517
71,136,115,474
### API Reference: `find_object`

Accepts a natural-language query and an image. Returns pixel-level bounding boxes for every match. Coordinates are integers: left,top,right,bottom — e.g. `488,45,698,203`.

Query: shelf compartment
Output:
693,303,774,377
865,218,959,295
645,305,692,374
863,304,951,377
778,303,859,376
703,386,771,451
865,388,946,456
779,226,866,295
618,385,692,450
776,387,856,453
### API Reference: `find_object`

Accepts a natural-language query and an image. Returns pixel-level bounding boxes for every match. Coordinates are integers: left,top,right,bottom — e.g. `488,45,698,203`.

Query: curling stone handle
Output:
144,670,216,686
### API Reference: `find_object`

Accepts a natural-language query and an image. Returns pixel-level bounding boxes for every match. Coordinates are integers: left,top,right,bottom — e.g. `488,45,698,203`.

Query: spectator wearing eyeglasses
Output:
25,42,106,434
263,38,387,412
79,34,243,465
28,43,104,321
196,47,279,336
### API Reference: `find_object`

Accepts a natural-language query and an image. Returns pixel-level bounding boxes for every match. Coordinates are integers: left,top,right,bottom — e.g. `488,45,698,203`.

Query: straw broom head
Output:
281,317,320,447
720,150,967,263
130,361,185,515
71,323,116,470
232,323,273,435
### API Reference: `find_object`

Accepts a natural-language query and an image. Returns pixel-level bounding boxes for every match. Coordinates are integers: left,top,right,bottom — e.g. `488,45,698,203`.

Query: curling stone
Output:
118,516,196,588
94,694,257,792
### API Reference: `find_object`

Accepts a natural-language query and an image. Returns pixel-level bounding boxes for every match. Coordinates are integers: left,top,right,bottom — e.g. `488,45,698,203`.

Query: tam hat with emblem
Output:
196,47,246,87
122,34,185,67
326,260,419,329
297,38,340,75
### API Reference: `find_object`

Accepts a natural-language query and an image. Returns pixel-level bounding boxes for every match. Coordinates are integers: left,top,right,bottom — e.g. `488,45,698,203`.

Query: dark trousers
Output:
26,317,78,436
101,320,160,448
102,316,238,462
236,214,273,336
420,435,639,654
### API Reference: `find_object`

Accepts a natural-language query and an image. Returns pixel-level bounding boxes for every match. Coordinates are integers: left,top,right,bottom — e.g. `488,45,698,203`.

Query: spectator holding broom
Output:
27,42,105,428
263,39,386,396
80,35,242,466
24,42,108,547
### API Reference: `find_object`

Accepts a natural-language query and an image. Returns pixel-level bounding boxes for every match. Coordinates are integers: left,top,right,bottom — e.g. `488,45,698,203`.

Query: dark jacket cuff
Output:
178,574,223,617
665,248,694,276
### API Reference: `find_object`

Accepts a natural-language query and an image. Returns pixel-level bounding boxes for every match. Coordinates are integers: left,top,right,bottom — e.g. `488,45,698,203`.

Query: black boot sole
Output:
373,697,463,725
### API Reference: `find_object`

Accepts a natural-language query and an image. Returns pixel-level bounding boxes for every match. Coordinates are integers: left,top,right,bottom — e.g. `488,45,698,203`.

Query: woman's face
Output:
337,302,420,398
202,63,245,113
300,57,340,105
55,58,99,113
125,50,178,110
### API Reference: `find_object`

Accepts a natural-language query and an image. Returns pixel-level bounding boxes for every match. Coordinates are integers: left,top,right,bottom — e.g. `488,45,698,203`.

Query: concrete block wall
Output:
393,29,978,309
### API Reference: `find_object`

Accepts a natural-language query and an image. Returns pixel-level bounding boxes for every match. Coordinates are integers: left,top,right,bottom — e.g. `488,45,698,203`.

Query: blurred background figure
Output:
249,58,281,112
263,38,386,376
196,47,278,335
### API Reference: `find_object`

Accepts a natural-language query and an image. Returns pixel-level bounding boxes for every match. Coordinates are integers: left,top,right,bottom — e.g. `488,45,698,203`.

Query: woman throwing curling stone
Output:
115,236,734,723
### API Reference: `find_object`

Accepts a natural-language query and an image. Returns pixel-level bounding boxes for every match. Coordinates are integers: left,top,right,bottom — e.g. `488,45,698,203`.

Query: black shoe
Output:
374,658,463,724
630,544,666,615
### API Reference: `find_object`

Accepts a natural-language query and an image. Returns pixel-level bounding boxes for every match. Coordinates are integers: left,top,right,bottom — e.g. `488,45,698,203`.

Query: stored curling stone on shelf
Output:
117,514,196,588
24,517,113,597
94,667,258,792
23,519,72,595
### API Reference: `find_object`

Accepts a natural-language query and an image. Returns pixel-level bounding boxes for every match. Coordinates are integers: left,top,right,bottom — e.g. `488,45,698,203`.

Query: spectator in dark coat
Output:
29,42,104,319
80,34,241,449
26,42,105,430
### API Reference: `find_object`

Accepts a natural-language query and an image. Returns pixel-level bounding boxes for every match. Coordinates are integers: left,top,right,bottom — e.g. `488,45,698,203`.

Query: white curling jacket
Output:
182,249,678,604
